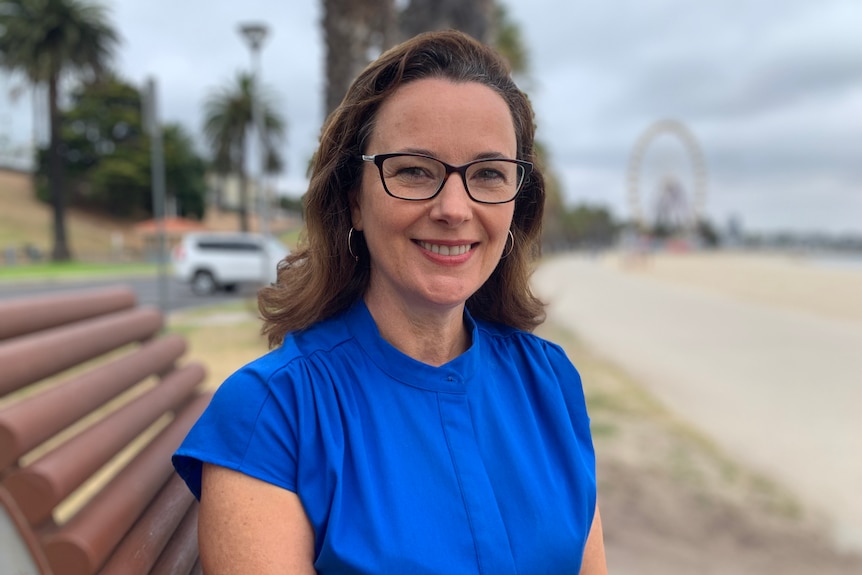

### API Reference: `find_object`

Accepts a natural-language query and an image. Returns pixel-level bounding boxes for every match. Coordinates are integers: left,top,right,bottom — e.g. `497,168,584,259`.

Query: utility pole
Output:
143,77,169,313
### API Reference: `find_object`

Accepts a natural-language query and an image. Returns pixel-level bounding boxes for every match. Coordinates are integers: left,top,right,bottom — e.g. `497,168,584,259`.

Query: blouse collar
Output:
343,299,479,394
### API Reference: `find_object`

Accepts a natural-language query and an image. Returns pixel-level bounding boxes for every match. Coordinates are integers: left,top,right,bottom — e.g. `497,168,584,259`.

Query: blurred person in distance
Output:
173,29,606,575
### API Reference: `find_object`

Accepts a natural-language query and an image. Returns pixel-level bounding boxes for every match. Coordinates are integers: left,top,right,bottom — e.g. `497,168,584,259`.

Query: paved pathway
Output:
534,254,862,551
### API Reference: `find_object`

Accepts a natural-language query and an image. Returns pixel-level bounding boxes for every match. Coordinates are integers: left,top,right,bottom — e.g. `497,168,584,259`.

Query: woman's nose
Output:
430,173,473,225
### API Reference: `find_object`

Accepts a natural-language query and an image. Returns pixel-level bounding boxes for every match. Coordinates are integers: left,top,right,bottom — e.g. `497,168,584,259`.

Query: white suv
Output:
172,232,290,295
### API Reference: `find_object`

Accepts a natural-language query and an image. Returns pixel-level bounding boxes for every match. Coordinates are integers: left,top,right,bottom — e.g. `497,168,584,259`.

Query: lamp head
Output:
239,23,269,51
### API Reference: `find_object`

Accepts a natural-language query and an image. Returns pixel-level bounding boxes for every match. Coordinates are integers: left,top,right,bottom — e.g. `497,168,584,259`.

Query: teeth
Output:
420,241,471,256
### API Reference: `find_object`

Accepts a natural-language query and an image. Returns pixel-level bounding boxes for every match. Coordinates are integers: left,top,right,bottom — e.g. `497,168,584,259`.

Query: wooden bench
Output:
0,285,210,575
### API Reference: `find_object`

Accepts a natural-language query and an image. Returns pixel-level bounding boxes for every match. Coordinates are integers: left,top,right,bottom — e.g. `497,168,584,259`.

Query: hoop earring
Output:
348,227,359,262
502,229,514,259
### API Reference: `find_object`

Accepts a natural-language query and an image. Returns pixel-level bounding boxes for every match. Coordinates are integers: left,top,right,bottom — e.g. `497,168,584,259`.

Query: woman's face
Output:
352,77,517,315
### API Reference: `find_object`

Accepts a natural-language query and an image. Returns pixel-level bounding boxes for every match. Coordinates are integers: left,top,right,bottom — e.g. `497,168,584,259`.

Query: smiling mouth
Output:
418,241,473,256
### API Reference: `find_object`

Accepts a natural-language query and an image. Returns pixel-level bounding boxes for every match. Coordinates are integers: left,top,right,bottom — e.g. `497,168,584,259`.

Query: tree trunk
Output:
237,144,249,232
399,0,494,43
238,174,249,232
48,73,72,261
323,0,396,117
322,0,501,118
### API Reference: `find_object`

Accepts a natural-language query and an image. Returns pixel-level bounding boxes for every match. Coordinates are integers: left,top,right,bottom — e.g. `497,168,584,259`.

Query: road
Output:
533,253,862,552
0,274,257,312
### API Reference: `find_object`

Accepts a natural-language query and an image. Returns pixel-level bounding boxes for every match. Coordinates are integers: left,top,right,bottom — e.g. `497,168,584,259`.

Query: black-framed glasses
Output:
361,153,533,204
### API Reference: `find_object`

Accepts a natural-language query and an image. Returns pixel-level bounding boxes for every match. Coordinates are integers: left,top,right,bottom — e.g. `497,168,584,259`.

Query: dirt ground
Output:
600,459,862,574
538,320,862,574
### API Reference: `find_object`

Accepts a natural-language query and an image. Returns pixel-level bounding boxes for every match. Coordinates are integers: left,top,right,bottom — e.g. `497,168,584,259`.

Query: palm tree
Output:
399,0,493,43
0,0,119,261
203,71,285,232
491,2,529,78
322,0,396,116
322,0,509,117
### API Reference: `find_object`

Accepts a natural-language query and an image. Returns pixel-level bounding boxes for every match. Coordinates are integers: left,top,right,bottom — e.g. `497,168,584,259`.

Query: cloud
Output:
108,0,325,173
2,0,859,234
505,0,862,233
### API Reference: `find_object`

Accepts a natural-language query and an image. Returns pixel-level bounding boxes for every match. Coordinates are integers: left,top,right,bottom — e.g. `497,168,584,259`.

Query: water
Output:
805,252,862,271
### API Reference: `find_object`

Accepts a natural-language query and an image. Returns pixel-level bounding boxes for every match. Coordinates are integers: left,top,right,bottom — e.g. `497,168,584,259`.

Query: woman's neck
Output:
364,294,469,367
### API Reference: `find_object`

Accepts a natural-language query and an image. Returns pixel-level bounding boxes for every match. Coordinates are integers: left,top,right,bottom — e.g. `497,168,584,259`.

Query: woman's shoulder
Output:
472,317,588,422
474,317,569,360
215,310,357,399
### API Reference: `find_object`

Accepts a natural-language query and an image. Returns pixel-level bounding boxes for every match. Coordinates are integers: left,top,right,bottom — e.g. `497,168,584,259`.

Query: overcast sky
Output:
1,0,860,235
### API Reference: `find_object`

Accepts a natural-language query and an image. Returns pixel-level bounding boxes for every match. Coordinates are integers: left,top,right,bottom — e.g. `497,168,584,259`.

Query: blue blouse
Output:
173,300,596,574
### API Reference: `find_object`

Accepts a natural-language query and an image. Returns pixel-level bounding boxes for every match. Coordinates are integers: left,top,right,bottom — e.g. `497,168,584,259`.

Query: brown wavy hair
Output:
259,30,546,347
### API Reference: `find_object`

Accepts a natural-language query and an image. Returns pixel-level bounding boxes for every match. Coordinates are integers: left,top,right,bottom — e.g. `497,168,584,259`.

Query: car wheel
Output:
191,271,218,295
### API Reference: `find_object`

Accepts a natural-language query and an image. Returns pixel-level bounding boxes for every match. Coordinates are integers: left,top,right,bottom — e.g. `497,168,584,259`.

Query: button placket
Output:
437,392,517,575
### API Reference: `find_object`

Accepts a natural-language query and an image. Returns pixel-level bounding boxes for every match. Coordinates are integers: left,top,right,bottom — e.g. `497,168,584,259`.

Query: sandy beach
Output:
533,250,862,573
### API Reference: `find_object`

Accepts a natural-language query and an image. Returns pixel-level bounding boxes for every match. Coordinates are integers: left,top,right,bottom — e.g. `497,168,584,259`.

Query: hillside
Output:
0,169,130,262
0,169,296,263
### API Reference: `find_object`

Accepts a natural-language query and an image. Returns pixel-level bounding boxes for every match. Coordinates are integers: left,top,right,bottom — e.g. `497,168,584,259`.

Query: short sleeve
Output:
547,341,589,416
172,357,301,500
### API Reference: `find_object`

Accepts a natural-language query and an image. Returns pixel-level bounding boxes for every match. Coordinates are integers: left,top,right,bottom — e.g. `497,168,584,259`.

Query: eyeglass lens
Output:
380,155,525,202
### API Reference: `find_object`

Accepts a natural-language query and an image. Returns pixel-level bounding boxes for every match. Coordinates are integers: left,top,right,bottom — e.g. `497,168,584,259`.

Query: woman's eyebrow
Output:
389,148,512,161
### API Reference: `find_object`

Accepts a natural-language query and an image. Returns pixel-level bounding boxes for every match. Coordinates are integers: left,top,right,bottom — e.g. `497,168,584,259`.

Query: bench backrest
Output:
0,285,209,575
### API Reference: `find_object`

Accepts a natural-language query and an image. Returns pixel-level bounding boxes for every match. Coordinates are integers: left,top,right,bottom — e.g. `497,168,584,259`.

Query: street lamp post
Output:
238,23,269,238
143,77,169,313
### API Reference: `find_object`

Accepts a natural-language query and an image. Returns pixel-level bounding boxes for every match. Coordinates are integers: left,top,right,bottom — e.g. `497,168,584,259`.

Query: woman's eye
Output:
395,166,433,179
475,168,505,181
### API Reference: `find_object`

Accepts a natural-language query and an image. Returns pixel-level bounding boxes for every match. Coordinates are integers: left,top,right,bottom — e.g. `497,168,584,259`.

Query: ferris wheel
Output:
626,119,708,232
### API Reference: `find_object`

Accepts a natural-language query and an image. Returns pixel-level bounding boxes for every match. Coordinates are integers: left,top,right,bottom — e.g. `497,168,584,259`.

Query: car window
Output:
196,239,262,252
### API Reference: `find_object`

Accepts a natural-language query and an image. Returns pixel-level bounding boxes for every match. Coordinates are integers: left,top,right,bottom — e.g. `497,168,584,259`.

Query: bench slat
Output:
0,286,210,573
3,363,206,525
98,473,194,575
41,392,211,575
0,307,164,397
148,501,200,575
0,334,188,470
0,286,136,342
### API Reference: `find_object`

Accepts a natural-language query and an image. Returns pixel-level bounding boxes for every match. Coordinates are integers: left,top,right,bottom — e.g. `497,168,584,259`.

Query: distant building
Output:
205,172,263,212
204,171,301,234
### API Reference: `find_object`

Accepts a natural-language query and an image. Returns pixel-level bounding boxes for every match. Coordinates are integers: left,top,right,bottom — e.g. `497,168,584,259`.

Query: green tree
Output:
278,194,305,218
534,142,567,250
562,204,617,248
203,71,285,231
35,76,207,219
0,0,119,261
163,125,206,220
491,2,528,78
55,76,147,216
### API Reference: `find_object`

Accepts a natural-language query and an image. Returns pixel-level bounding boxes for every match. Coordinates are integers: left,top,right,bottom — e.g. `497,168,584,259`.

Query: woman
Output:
174,30,606,574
